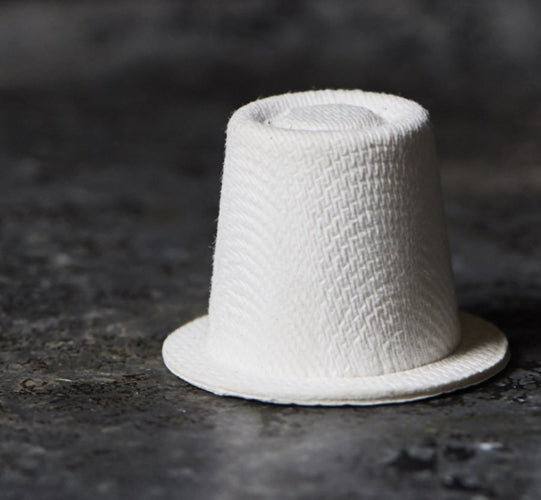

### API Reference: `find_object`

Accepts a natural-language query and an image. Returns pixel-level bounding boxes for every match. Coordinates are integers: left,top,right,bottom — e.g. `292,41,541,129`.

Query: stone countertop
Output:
1,2,540,498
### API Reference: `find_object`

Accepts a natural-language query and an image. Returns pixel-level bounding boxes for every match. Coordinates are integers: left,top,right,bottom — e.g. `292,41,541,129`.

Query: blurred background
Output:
1,1,540,163
2,0,540,309
2,2,540,499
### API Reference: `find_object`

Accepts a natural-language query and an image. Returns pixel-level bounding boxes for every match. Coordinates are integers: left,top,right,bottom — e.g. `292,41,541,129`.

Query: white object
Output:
163,89,509,405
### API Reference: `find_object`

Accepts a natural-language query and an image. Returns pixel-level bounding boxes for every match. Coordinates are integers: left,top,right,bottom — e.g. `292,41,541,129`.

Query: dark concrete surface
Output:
1,2,541,499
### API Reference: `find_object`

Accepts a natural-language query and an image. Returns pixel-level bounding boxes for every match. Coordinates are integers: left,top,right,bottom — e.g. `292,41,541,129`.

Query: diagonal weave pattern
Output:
207,90,460,379
163,312,508,405
163,89,509,405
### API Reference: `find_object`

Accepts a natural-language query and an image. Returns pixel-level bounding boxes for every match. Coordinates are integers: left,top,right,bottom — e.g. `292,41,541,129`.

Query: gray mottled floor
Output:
1,2,541,499
1,91,540,500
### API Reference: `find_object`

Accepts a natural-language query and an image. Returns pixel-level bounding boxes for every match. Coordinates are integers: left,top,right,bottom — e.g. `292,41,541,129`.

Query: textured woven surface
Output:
208,90,459,379
165,89,509,404
162,312,509,405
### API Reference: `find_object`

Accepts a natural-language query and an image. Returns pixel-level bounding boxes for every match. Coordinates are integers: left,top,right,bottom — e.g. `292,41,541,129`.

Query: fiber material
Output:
163,89,509,405
163,312,508,406
208,90,459,378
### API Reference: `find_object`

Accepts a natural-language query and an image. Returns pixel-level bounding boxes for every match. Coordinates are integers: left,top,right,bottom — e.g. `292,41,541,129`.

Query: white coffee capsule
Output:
163,89,509,405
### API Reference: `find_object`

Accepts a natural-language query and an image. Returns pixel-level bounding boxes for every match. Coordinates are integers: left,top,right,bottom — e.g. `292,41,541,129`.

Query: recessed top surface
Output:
269,103,386,131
